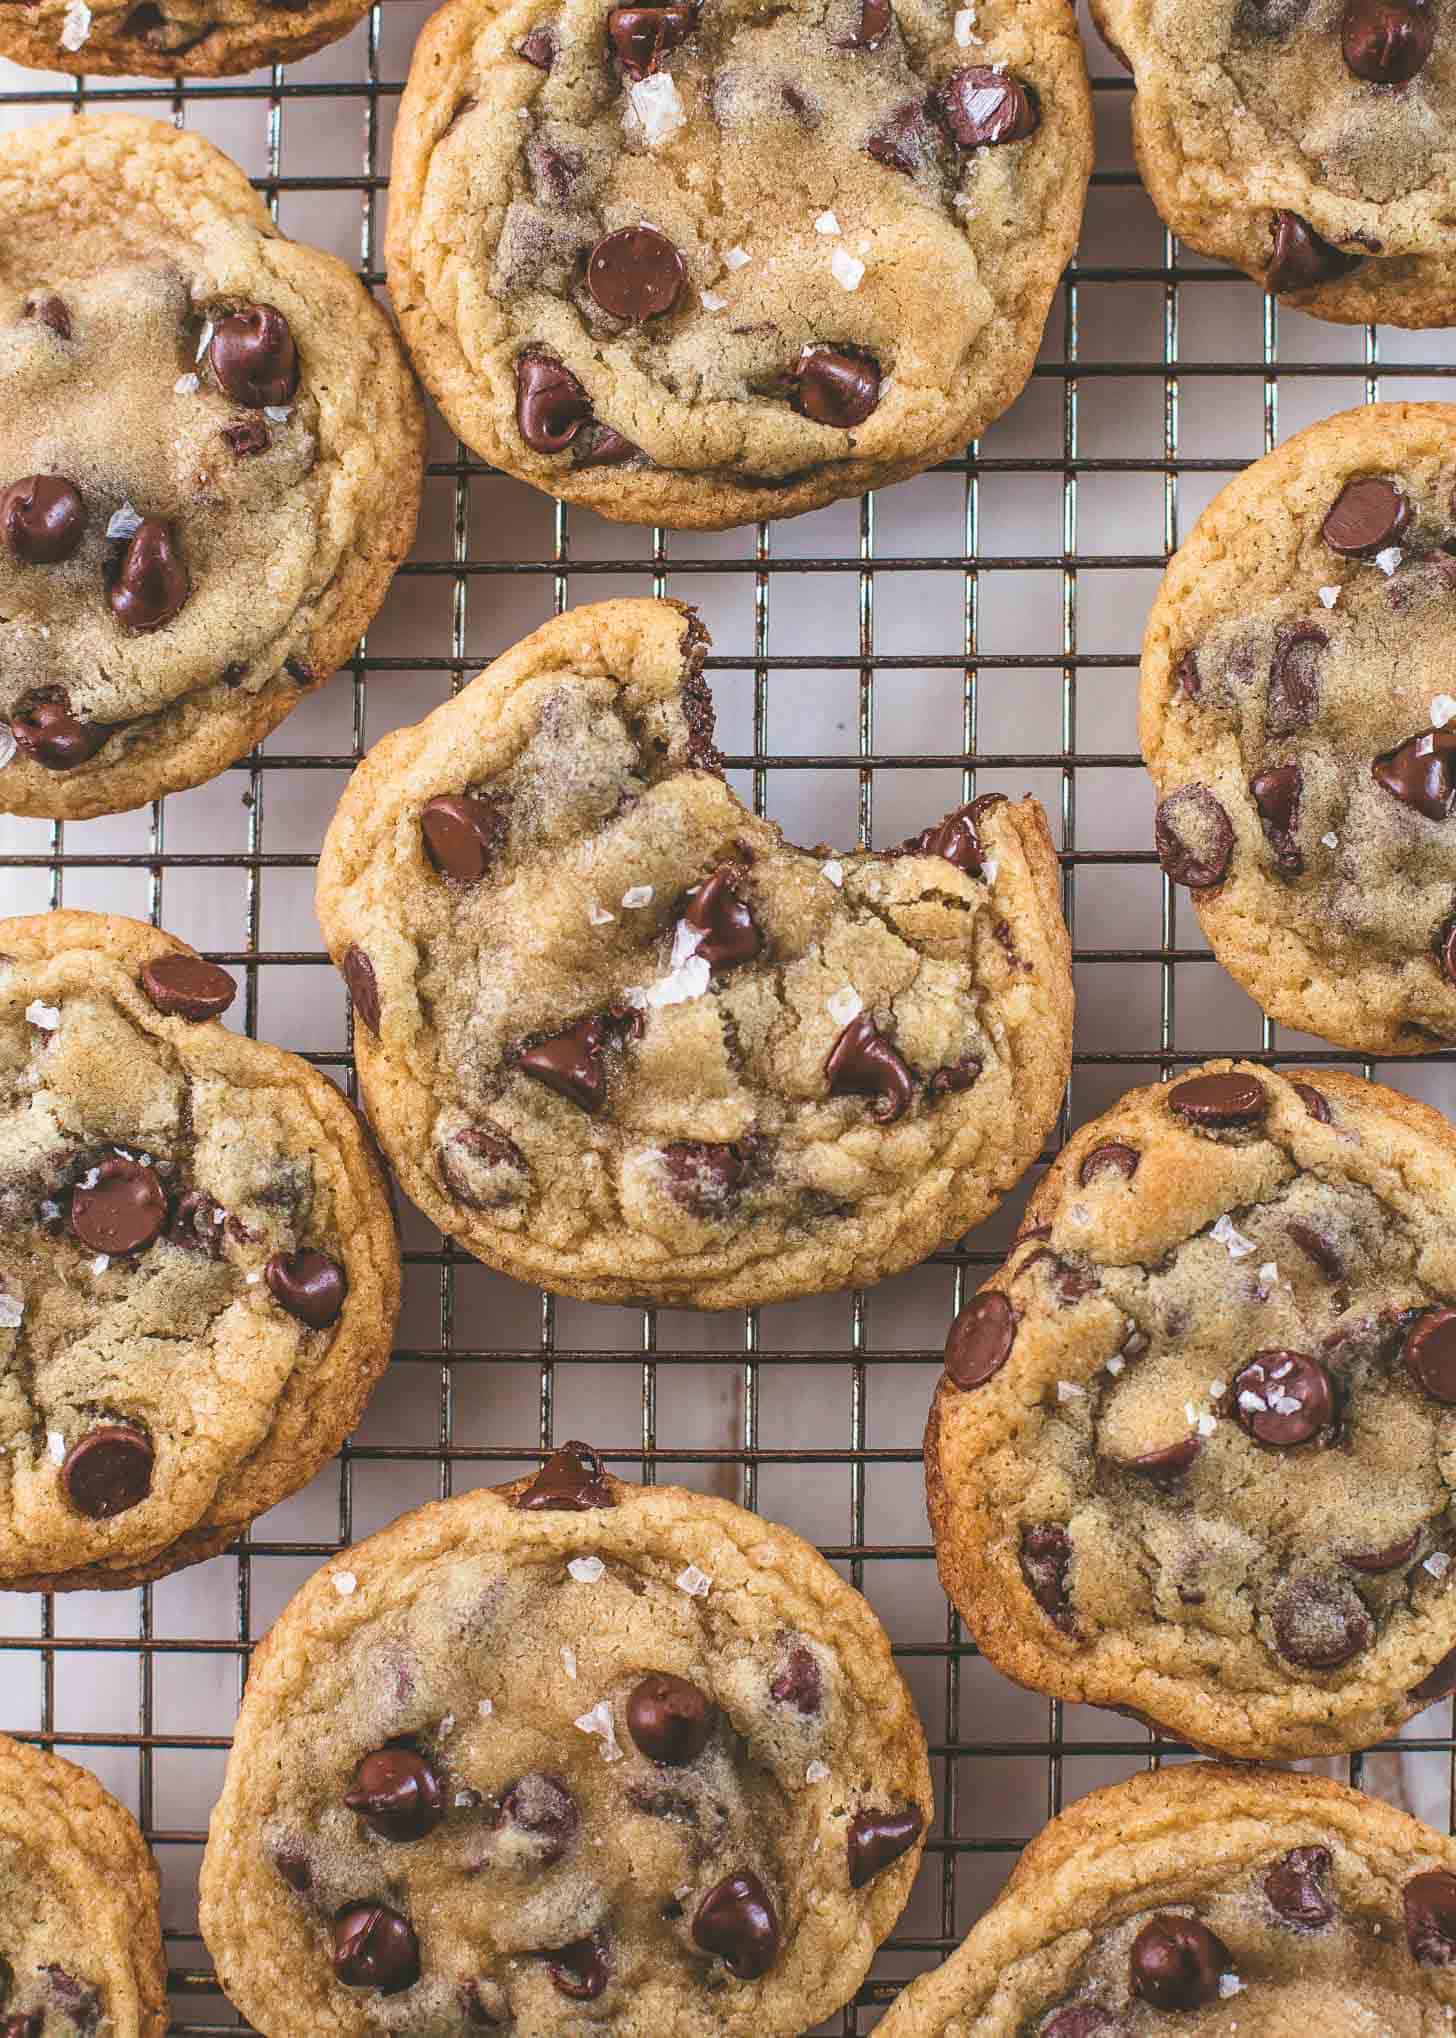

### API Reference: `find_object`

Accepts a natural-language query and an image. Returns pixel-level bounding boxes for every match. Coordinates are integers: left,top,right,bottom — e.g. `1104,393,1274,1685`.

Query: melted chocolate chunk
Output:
546,1932,610,1999
439,1126,526,1208
1292,1079,1331,1122
928,1052,983,1097
1285,1220,1344,1281
626,1673,713,1763
793,346,882,428
769,1642,821,1714
108,517,189,632
71,1157,166,1255
40,1969,99,2032
1079,1141,1138,1185
516,1441,615,1510
222,416,271,458
846,1806,923,1887
1174,647,1201,699
341,945,380,1032
421,793,506,881
61,1424,154,1519
264,1248,347,1330
1343,0,1434,85
519,1014,616,1112
1019,1522,1075,1633
1,475,86,565
1405,1869,1456,1964
682,869,761,966
517,22,555,65
945,1291,1015,1388
935,65,1038,145
1270,1572,1373,1668
1130,1915,1230,2007
587,226,686,322
607,2,693,75
332,1904,420,1993
1267,623,1326,734
140,954,236,1022
1231,1350,1335,1447
209,305,299,409
25,292,71,340
659,1140,748,1215
1323,475,1410,557
167,1188,224,1255
1267,211,1364,294
11,694,109,771
1168,1070,1267,1126
825,1012,914,1122
1346,1530,1420,1573
1373,728,1456,819
345,1747,446,1842
1405,1307,1456,1403
1021,1248,1098,1305
899,793,1005,874
691,1872,780,1978
516,352,593,453
1125,1434,1203,1484
1265,1844,1335,1928
866,99,926,172
1409,1641,1456,1704
833,0,890,45
1155,785,1233,889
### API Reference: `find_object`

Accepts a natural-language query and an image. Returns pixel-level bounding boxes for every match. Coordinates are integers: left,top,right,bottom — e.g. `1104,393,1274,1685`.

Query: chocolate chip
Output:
1323,475,1410,557
167,1189,225,1255
1079,1141,1138,1185
108,517,188,632
1285,1220,1344,1280
41,1969,99,2032
626,1673,713,1763
545,1933,610,2000
1041,2013,1119,2038
1342,0,1433,81
577,425,638,467
71,1157,166,1254
1374,727,1456,819
342,945,380,1032
25,293,70,340
1265,1845,1335,1928
1174,647,1200,698
793,346,882,428
692,1871,780,1979
332,1904,420,1994
826,1012,914,1123
587,226,686,323
607,2,693,74
500,1773,579,1862
846,1807,923,1887
520,1014,618,1112
1250,763,1304,874
1405,1869,1456,1963
345,1747,446,1842
140,954,236,1022
769,1644,821,1713
222,416,271,458
421,794,505,882
1129,1915,1230,2008
265,1249,347,1330
833,0,890,44
517,1441,615,1510
1292,1080,1331,1122
1440,915,1456,986
517,22,555,65
945,1291,1015,1388
1268,623,1326,734
1,475,86,565
1231,1350,1335,1447
1125,1434,1202,1484
2,2016,43,2038
660,1141,747,1215
1405,1307,1456,1402
683,869,761,966
516,352,593,453
61,1424,154,1519
1154,784,1233,888
1168,1070,1267,1127
899,793,1004,874
1346,1530,1420,1573
867,99,925,171
1409,1642,1456,1703
928,1052,982,1097
1270,1573,1373,1668
1020,1522,1075,1633
209,304,300,409
935,66,1038,145
439,1126,526,1207
11,694,109,771
1021,1248,1098,1305
1267,211,1363,294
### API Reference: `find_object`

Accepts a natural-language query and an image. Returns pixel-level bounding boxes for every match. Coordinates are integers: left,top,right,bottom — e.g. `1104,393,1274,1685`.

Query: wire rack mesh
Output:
2,3,1456,2028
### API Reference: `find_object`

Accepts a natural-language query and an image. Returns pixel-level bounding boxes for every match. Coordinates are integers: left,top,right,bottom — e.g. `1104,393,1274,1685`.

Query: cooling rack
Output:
1,3,1455,2027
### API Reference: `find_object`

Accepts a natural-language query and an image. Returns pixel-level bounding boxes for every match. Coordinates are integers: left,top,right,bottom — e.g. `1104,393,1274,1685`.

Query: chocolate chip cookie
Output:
0,1731,167,2038
0,909,400,1591
0,0,372,75
198,1442,931,2038
385,0,1092,527
926,1057,1456,1759
876,1763,1456,2036
314,597,1073,1308
0,113,424,822
1092,0,1456,323
1143,401,1456,1054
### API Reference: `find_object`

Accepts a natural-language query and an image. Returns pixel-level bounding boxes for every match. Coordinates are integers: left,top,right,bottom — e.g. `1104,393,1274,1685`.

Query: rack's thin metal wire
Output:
0,17,1452,2031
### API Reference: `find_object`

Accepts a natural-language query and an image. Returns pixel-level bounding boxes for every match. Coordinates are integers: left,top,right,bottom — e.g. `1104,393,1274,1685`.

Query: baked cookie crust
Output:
0,0,373,75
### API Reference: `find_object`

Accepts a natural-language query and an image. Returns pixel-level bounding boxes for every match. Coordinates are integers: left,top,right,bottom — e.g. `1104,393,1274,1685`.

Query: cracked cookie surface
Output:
0,114,424,821
0,0,373,76
314,597,1073,1308
876,1764,1456,2036
1093,0,1456,322
198,1446,931,2038
385,0,1091,527
1142,402,1456,1054
927,1058,1456,1759
0,909,400,1590
0,1731,167,2038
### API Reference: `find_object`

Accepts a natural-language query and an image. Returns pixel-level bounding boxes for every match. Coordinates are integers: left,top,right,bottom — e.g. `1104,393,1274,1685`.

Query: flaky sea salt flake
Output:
0,727,14,772
106,502,143,542
25,1001,59,1031
174,373,200,396
723,245,750,269
1256,1262,1278,1296
46,1431,65,1464
627,72,686,146
1433,694,1456,729
568,1555,605,1584
0,1293,22,1331
561,1645,579,1679
830,247,865,292
588,903,615,926
1427,1551,1452,1579
1318,585,1341,609
195,319,215,362
1196,1412,1218,1437
1104,1354,1125,1376
954,6,978,42
478,1697,494,1716
815,210,842,236
677,1563,712,1597
827,986,863,1027
1375,546,1403,577
574,1700,624,1760
622,884,654,908
1219,1974,1245,1999
821,860,844,887
1321,830,1339,849
91,1256,109,1277
263,405,292,425
59,0,90,49
1211,1212,1255,1259
805,1759,830,1783
700,289,728,312
1056,1380,1085,1403
333,1570,357,1596
643,952,710,1008
982,858,999,883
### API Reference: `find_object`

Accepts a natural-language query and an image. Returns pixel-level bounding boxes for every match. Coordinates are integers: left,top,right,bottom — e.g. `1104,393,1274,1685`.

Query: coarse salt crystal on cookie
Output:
676,1564,711,1597
828,986,863,1027
627,73,686,146
574,1700,624,1760
25,1001,59,1031
333,1571,357,1596
568,1555,604,1584
831,248,866,292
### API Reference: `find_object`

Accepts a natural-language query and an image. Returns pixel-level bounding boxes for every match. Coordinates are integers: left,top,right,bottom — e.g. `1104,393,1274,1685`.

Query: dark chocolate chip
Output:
439,1126,526,1207
1,2018,42,2038
945,1291,1015,1389
41,1969,99,2032
1079,1141,1138,1185
577,425,639,467
660,1140,747,1215
332,1904,420,1994
833,0,890,44
1173,647,1201,699
769,1644,820,1714
342,945,380,1032
1292,1080,1331,1122
899,792,1005,875
1406,1307,1456,1403
421,794,505,882
517,1441,615,1510
222,416,271,458
1267,211,1363,294
517,22,555,65
1270,1573,1373,1668
1373,728,1456,820
166,1189,225,1256
61,1424,154,1519
25,293,71,340
793,346,882,428
11,694,108,771
345,1747,446,1842
1441,915,1456,986
1405,1869,1456,1964
936,65,1038,146
520,1014,615,1112
1267,624,1327,734
1231,1350,1335,1447
683,869,761,966
607,2,693,75
1265,1845,1335,1928
826,1012,914,1123
1129,1915,1231,2008
1020,1247,1098,1305
1019,1522,1075,1633
1323,476,1410,557
626,1672,713,1763
1169,1070,1267,1127
1125,1434,1203,1484
866,99,924,171
1155,784,1233,888
1285,1220,1344,1281
546,1933,610,2000
1346,1530,1421,1573
500,1772,579,1862
140,954,236,1022
71,1157,166,1255
1409,1642,1456,1704
265,1249,347,1330
1,475,86,565
1251,763,1304,875
692,1871,780,1979
1342,0,1433,83
847,1806,923,1887
209,304,300,410
516,352,593,453
928,1052,983,1097
108,517,188,632
587,226,686,322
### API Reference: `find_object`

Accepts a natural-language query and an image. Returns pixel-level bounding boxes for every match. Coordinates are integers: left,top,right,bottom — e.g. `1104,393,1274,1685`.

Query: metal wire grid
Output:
0,9,1454,2029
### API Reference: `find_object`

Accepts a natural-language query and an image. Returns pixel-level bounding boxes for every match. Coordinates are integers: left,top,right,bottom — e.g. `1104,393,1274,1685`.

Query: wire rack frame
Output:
1,10,1455,2030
